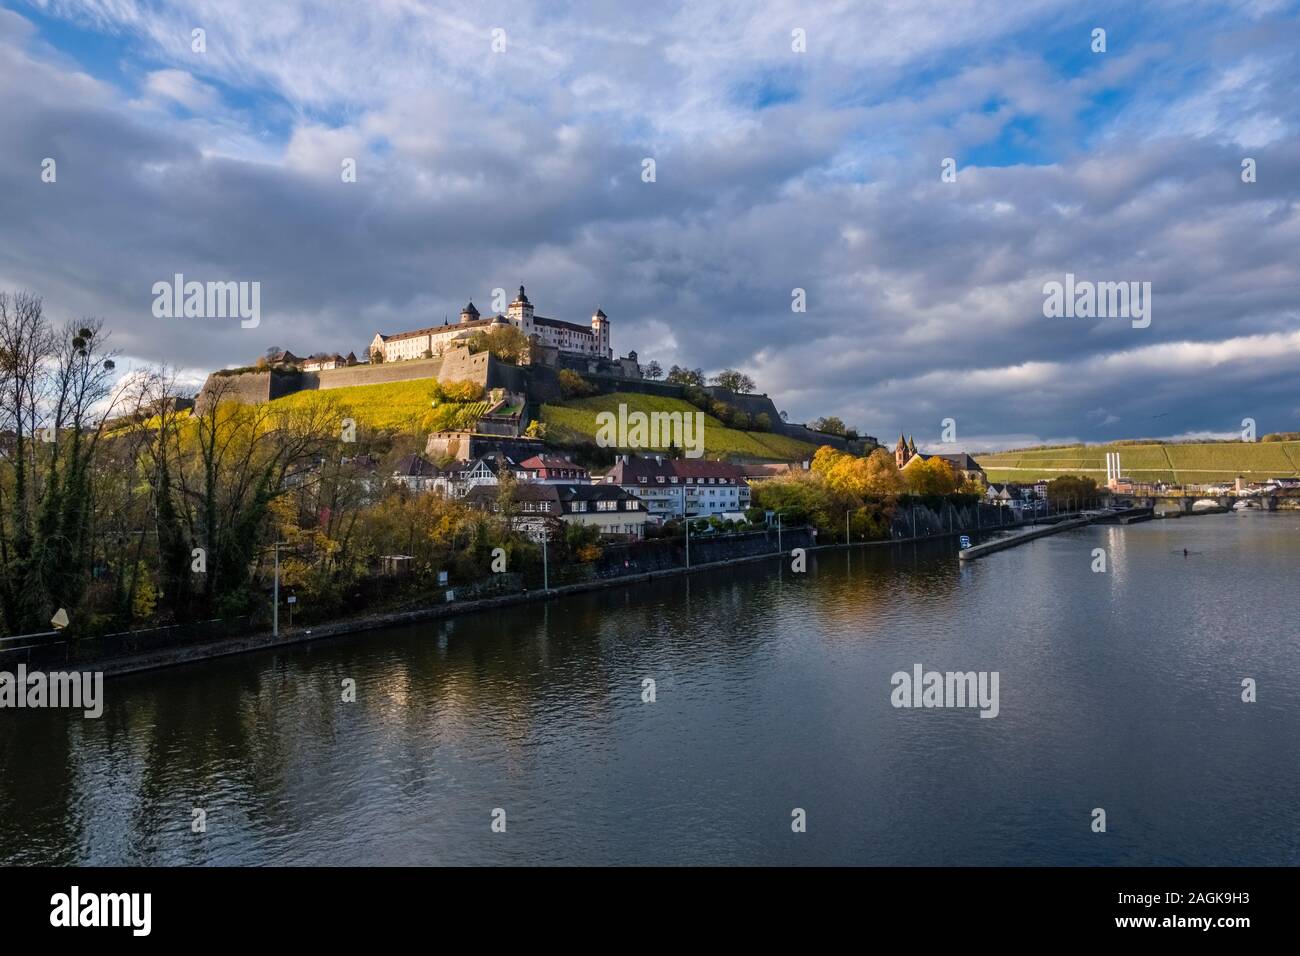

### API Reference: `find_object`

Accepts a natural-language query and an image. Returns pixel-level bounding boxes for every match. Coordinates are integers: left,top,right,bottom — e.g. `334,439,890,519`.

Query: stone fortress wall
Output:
195,346,873,454
198,348,498,411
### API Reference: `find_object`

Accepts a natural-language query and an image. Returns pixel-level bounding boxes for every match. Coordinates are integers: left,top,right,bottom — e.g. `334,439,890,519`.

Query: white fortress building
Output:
370,286,612,363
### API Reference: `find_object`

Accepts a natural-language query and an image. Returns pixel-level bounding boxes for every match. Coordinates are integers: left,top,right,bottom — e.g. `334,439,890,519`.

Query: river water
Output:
2,513,1297,865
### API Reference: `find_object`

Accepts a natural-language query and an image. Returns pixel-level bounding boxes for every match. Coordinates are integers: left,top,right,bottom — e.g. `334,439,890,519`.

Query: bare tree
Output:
0,293,130,633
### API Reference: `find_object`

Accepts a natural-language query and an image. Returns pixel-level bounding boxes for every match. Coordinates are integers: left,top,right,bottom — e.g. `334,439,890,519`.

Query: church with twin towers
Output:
370,286,612,363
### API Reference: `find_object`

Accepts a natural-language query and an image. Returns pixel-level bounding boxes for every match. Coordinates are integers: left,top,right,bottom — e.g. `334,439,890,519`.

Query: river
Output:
2,512,1297,865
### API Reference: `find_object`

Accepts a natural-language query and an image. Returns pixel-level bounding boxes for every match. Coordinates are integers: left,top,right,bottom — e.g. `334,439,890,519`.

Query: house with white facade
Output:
602,454,750,521
517,454,590,484
465,482,646,539
302,352,359,371
391,452,537,498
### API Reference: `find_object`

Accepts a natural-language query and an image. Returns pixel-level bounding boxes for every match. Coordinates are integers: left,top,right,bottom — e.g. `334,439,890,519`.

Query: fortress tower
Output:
591,308,611,359
506,286,535,337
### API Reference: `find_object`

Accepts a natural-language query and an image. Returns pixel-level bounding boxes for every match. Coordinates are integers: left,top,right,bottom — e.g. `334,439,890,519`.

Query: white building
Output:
465,483,646,539
370,286,612,363
391,453,535,498
602,454,750,520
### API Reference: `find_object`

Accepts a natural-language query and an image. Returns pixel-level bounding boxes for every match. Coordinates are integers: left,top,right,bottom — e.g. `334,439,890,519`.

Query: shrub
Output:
559,369,597,399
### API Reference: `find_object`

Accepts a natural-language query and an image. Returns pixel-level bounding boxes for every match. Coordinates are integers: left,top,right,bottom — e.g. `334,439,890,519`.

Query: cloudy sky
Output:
2,0,1298,449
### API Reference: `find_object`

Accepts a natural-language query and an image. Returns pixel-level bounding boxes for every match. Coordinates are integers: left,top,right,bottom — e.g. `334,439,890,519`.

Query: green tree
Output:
1045,475,1098,505
467,324,529,363
812,416,847,437
666,365,706,386
712,369,756,393
558,369,597,398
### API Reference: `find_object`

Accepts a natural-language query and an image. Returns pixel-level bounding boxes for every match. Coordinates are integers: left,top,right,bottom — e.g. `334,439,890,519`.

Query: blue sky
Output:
2,0,1299,449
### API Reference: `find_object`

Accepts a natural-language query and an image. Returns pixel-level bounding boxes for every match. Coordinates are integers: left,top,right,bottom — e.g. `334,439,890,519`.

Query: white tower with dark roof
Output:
506,285,535,337
591,307,611,359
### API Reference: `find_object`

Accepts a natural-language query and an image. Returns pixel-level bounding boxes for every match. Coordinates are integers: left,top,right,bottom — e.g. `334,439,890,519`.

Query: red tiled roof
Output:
519,454,587,471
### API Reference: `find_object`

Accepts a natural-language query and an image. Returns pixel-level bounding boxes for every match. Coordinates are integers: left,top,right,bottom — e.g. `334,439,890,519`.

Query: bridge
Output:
1106,492,1285,513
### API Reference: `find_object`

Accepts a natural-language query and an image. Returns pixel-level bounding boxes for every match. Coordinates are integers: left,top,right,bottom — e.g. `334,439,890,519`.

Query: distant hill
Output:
542,393,820,462
976,440,1300,484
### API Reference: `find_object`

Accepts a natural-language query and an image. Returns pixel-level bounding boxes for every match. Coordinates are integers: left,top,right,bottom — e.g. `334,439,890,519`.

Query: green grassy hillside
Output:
204,379,823,462
977,440,1300,484
542,393,820,461
269,379,488,431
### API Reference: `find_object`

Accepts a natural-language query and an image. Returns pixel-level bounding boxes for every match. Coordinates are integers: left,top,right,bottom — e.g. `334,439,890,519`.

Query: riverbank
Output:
38,527,974,678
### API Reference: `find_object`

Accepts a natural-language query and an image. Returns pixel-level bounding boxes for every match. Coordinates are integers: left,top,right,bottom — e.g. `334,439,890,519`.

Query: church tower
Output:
894,434,910,469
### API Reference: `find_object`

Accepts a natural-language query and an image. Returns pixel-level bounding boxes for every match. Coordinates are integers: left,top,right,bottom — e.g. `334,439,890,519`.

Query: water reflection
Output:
2,517,1297,865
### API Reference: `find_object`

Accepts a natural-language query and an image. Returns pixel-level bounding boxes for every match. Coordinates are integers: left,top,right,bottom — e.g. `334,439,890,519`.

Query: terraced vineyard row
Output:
977,440,1300,484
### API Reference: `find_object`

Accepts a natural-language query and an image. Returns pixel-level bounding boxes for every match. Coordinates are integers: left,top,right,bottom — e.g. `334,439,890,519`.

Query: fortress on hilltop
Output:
369,286,612,364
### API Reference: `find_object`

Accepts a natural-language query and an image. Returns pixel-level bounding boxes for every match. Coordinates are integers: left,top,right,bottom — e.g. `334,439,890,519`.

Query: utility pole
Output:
272,541,289,637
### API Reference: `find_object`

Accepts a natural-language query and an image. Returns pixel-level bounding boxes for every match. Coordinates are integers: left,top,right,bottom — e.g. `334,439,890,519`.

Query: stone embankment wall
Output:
3,527,821,674
890,501,1011,538
589,528,817,578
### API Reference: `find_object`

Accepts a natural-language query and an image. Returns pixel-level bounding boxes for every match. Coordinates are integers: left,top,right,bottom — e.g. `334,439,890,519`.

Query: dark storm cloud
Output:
2,1,1298,445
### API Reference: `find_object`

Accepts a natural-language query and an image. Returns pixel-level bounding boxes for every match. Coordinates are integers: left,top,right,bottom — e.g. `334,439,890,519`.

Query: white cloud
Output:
141,68,219,111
